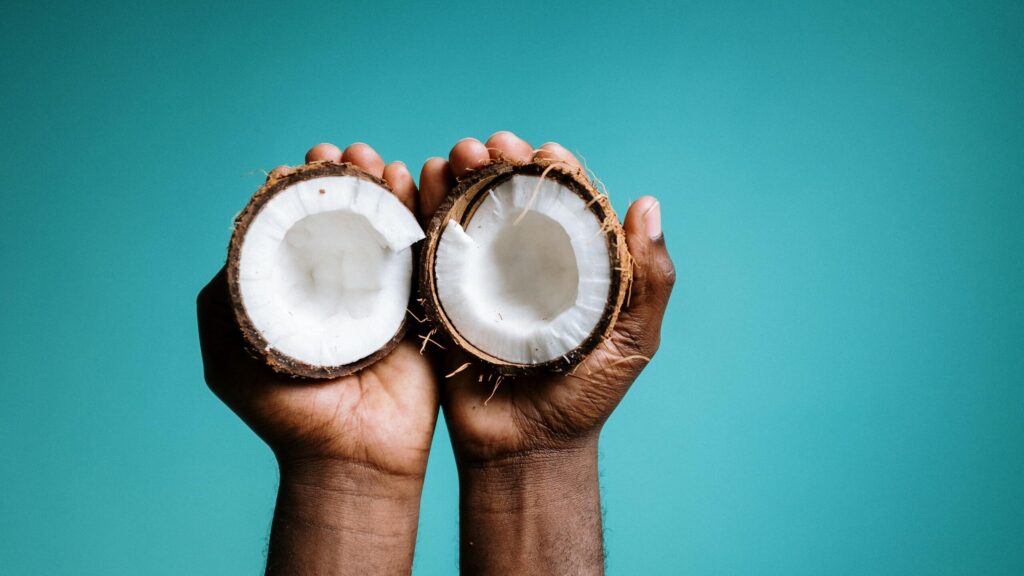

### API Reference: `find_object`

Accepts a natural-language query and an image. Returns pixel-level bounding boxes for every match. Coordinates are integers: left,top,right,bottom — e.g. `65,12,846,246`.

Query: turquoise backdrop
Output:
2,1,1021,574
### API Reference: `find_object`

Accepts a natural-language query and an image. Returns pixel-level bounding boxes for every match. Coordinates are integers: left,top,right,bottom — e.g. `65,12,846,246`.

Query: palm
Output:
246,341,438,476
441,324,648,462
198,267,440,477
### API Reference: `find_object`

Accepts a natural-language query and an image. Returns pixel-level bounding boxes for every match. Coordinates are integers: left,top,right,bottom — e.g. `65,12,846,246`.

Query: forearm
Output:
266,459,424,576
458,442,604,575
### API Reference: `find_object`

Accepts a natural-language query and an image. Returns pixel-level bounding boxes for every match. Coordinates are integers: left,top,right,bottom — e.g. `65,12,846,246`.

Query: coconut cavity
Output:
424,161,629,373
228,163,424,378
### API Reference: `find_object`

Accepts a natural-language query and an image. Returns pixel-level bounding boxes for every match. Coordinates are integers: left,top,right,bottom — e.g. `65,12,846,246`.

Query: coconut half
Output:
421,160,631,374
227,162,425,378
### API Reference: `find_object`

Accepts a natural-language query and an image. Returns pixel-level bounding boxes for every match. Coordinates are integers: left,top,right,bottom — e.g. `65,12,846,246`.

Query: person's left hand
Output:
198,143,439,480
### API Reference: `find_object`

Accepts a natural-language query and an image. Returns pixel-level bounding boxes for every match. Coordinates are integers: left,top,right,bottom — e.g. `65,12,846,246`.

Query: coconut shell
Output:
420,159,632,376
226,162,410,379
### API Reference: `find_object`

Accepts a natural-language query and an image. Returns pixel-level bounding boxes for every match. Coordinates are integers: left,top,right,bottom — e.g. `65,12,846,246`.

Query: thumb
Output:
196,267,259,403
613,196,676,358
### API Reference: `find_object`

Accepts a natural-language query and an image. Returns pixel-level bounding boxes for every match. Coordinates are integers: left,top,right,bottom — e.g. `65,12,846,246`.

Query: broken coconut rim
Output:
227,162,422,379
420,160,632,376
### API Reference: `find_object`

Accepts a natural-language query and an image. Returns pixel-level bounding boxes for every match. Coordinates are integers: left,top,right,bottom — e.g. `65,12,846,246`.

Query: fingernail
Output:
644,200,662,240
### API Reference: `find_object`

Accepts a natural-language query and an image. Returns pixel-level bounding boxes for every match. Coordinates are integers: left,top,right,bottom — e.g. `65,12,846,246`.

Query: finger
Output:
532,142,583,170
342,142,385,178
419,157,453,222
267,165,295,180
484,130,533,163
448,138,490,179
305,142,342,163
383,161,417,213
615,196,675,357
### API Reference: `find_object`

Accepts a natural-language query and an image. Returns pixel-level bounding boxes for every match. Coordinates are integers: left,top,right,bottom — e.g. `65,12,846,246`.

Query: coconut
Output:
227,162,425,379
420,160,631,375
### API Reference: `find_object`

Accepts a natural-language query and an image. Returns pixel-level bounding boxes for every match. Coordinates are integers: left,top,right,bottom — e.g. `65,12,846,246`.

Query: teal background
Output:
1,0,1021,573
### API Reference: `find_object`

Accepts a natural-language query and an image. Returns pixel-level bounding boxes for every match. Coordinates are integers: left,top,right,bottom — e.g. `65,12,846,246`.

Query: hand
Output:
197,142,438,575
419,132,676,464
418,132,676,575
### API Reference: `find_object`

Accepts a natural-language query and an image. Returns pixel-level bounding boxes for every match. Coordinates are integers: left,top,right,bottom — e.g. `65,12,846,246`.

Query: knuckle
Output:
646,332,663,358
661,258,677,287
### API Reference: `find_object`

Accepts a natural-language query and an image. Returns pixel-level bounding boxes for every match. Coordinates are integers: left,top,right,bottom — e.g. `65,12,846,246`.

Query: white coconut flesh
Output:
237,175,424,368
435,175,612,364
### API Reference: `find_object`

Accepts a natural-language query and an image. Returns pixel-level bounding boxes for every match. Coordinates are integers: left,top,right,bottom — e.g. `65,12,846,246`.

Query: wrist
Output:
279,456,425,503
453,428,601,468
458,440,599,513
457,440,605,575
276,457,424,534
266,457,424,575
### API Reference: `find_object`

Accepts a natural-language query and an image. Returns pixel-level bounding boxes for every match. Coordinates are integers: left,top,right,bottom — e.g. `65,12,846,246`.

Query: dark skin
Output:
197,133,675,575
